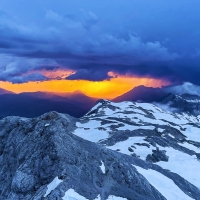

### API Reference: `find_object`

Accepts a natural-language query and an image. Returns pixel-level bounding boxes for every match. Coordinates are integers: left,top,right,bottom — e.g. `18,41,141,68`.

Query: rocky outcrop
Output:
146,148,169,163
0,112,166,200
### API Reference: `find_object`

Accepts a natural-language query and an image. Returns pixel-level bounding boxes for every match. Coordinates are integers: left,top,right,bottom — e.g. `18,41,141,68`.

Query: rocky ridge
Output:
1,99,200,199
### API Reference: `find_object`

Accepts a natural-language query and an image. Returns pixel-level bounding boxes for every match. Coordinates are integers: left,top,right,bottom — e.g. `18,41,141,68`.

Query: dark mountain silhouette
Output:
0,88,14,95
113,85,168,102
20,91,97,110
0,94,87,119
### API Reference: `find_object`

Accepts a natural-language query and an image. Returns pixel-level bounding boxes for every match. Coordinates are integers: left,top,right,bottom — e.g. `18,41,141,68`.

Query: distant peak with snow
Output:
164,82,200,96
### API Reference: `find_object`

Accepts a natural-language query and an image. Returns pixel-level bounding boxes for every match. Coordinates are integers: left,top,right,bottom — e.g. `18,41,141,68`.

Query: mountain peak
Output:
0,109,169,199
113,85,167,103
0,88,14,95
72,90,84,95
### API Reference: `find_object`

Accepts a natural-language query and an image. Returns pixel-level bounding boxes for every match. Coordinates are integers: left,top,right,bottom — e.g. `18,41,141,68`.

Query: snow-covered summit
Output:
1,100,200,199
164,82,200,96
73,100,200,200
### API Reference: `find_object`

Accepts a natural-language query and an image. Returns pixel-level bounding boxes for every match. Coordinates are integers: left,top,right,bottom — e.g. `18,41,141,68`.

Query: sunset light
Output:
0,73,170,99
0,1,200,198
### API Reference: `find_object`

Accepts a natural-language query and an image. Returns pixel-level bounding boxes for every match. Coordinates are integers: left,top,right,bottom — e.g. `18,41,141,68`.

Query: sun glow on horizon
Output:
0,74,170,99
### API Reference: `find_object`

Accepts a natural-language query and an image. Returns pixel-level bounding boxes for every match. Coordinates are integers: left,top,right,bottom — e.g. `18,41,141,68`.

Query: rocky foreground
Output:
0,100,200,199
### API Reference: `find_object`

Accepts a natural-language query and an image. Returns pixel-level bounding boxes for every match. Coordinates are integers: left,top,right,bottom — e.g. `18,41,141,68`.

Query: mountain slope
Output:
0,94,87,119
63,90,98,109
1,100,200,199
113,85,168,103
156,93,200,116
20,91,97,110
0,88,14,95
113,82,200,104
0,112,166,200
73,100,200,199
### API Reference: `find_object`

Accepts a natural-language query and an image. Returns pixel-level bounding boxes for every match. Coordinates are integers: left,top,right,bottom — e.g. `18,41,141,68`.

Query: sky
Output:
0,0,200,98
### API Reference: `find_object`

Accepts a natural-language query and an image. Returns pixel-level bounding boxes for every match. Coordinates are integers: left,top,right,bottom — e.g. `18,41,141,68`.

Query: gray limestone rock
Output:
146,148,169,163
0,112,166,200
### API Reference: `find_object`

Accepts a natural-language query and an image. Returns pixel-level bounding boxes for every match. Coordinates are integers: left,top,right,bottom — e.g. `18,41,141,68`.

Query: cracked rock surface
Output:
0,112,166,200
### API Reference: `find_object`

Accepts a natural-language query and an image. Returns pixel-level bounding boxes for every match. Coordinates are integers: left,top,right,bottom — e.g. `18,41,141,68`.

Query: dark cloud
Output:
0,1,200,84
67,69,114,81
7,73,48,84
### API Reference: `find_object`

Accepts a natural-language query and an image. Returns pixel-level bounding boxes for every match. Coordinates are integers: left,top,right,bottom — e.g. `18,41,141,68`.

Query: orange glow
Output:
0,74,170,99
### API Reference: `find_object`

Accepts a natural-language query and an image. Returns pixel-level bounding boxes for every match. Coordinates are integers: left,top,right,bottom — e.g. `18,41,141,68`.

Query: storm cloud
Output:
0,0,200,84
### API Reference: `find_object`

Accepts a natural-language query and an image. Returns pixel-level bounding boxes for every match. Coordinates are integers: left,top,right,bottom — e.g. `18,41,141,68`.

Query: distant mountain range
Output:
0,88,14,95
1,82,200,119
113,82,200,116
113,82,200,103
1,83,200,199
0,89,97,119
20,90,97,110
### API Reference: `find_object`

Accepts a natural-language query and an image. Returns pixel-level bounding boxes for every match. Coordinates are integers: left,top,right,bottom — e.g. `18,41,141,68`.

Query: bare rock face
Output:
146,148,169,163
0,112,166,200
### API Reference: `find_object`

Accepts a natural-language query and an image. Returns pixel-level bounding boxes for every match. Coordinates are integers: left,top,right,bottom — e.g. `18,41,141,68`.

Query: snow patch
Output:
44,177,63,197
100,161,106,173
107,137,154,160
107,195,127,200
179,142,200,153
134,165,192,200
62,189,88,200
157,128,165,133
169,134,175,138
74,120,108,142
157,146,200,189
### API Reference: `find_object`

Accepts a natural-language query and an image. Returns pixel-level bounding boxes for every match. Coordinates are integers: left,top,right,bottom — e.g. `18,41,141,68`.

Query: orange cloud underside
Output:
0,75,170,99
39,69,75,79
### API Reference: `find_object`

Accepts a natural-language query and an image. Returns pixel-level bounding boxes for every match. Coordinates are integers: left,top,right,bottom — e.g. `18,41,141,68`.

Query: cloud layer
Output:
0,0,200,84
